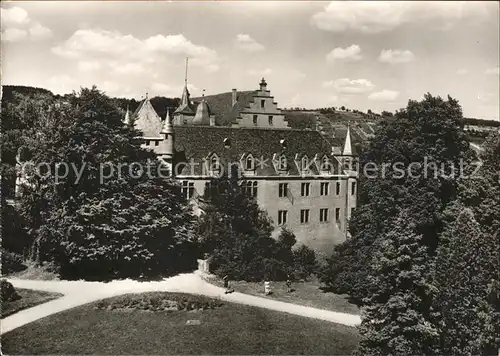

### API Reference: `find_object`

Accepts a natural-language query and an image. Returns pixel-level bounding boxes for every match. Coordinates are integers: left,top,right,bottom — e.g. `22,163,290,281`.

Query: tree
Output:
357,212,439,356
434,208,499,355
321,94,473,306
18,87,195,279
197,168,288,281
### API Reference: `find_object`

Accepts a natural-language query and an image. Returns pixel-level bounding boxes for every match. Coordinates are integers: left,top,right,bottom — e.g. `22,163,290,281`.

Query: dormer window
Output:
280,139,287,150
207,153,220,175
223,137,231,149
321,155,331,172
301,155,310,172
279,155,287,171
245,154,255,171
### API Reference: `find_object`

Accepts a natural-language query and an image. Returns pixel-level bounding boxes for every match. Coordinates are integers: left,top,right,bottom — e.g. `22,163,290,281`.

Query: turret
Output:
259,77,267,91
158,108,175,172
193,90,210,125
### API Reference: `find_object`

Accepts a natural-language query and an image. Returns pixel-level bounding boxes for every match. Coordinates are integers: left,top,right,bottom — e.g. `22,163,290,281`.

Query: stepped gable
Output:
173,126,343,176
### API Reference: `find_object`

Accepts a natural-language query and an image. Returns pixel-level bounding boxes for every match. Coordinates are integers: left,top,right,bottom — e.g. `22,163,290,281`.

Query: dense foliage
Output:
321,94,500,354
357,212,438,355
8,87,194,280
197,170,316,281
1,279,21,302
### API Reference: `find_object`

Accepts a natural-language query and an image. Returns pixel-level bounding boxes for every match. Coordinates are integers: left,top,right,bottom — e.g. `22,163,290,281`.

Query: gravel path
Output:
1,272,361,334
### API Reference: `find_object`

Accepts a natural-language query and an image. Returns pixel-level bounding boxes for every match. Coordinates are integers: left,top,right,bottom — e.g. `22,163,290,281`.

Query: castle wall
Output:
178,176,356,255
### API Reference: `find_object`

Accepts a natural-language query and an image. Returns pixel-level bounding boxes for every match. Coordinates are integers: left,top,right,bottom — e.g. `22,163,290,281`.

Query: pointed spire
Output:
174,57,195,115
342,123,352,156
161,107,174,134
184,57,189,86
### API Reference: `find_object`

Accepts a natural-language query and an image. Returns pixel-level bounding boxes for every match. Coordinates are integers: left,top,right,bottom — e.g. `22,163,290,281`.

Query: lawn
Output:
2,292,360,355
1,288,63,318
206,275,360,315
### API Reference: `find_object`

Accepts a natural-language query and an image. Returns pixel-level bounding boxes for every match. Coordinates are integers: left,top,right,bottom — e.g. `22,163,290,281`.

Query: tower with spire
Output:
174,57,195,125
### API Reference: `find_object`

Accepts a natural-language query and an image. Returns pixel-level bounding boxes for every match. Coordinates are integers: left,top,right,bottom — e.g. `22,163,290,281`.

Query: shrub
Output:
0,249,27,274
1,279,21,302
94,292,223,312
292,244,318,280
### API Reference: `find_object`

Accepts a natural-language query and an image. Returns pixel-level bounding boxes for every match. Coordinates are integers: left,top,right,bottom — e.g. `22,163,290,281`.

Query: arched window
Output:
301,155,309,171
278,155,287,171
223,137,231,149
321,155,330,172
209,153,220,173
245,154,255,170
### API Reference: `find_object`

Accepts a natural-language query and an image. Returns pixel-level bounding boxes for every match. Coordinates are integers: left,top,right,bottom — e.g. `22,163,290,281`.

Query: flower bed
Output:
94,292,223,312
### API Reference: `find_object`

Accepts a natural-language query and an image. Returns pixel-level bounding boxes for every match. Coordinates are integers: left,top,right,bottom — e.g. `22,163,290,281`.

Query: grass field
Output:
1,288,63,318
206,275,360,315
2,292,360,355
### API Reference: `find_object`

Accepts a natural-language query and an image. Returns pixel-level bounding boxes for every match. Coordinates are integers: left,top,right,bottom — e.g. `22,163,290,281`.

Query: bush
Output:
94,292,223,312
1,249,27,274
292,244,317,280
1,279,21,302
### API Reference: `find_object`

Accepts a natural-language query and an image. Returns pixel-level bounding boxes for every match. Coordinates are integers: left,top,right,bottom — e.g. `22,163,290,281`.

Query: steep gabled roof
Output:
171,126,344,176
192,91,255,126
132,97,163,137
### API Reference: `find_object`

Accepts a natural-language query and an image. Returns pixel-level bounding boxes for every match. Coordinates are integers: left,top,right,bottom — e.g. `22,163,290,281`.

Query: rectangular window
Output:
278,210,288,225
301,182,310,197
155,141,159,146
320,208,329,222
320,182,329,196
182,181,195,199
351,182,357,196
245,181,258,198
279,183,288,197
336,182,341,195
268,115,273,126
300,209,310,224
253,115,258,125
335,208,341,222
261,100,265,108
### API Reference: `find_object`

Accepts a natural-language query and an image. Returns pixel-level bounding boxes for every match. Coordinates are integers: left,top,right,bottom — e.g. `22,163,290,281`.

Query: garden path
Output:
1,272,361,334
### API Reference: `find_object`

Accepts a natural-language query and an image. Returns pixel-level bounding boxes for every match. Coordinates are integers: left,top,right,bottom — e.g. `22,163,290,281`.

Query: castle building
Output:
130,78,357,254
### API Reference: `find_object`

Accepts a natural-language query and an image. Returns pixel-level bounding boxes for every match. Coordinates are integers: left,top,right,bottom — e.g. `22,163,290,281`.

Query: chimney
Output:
210,115,216,127
232,89,237,106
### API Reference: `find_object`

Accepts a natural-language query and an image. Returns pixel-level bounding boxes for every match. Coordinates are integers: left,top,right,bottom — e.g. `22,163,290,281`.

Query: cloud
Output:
2,28,28,42
28,22,53,40
151,82,198,97
77,60,102,72
368,90,400,101
323,78,374,94
1,7,30,27
52,29,219,73
234,34,265,52
1,6,52,42
311,1,488,34
378,49,415,64
112,62,149,75
326,45,362,62
456,68,469,75
485,67,499,75
247,68,273,76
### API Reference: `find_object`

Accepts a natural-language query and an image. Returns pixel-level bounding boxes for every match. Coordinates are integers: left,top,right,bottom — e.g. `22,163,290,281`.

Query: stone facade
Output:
130,78,357,254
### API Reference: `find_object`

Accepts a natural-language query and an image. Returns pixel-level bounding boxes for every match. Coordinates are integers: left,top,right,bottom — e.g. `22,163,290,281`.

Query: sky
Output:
1,1,499,120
